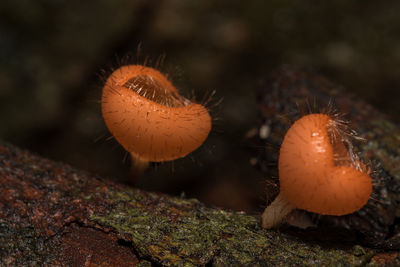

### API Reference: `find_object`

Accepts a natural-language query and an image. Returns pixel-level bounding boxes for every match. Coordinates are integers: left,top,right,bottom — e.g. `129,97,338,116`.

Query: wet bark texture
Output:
1,68,400,266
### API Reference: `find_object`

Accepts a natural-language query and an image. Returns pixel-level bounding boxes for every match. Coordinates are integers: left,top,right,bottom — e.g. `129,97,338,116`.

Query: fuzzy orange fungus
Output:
262,113,372,229
101,65,212,162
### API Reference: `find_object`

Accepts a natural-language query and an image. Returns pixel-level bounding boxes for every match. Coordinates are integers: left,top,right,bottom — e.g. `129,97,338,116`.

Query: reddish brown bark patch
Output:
60,223,139,266
371,252,399,265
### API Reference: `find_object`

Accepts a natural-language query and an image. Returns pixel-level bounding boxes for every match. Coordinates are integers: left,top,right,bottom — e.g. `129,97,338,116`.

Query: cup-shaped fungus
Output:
261,113,372,229
101,65,212,169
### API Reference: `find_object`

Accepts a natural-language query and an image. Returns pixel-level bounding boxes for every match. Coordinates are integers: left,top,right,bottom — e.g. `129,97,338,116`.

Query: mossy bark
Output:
0,141,377,266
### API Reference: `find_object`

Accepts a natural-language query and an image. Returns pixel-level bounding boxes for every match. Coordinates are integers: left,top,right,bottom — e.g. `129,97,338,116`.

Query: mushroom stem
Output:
261,192,295,229
130,154,150,180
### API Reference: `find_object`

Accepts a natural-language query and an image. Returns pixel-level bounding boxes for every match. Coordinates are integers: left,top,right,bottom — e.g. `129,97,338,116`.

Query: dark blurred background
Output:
1,1,400,213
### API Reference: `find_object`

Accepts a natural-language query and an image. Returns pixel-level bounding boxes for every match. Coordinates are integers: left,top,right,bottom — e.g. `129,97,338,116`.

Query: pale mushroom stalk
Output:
261,193,295,229
130,156,150,179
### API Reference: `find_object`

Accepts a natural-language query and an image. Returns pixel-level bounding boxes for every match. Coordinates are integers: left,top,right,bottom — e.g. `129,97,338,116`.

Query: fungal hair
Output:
326,116,368,172
281,99,370,174
123,75,188,107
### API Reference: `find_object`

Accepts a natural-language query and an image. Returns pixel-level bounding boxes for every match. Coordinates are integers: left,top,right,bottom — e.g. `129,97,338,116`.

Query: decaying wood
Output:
1,68,400,266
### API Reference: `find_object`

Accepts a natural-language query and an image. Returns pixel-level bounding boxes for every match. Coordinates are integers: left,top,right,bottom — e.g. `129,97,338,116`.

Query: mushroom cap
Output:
278,114,372,215
102,65,212,162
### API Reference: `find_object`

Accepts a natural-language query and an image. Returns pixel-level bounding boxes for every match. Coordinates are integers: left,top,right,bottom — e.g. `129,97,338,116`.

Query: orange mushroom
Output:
261,113,372,229
101,65,212,172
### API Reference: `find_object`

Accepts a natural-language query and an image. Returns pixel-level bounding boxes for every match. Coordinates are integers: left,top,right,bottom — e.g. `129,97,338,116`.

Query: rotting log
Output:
1,67,400,266
0,142,375,266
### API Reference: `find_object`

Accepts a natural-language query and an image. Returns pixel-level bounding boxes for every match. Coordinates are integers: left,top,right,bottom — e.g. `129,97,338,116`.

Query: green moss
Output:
90,189,372,266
